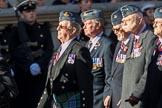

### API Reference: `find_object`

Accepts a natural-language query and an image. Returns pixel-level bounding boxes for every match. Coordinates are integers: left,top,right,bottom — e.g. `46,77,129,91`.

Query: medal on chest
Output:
131,39,142,58
92,58,103,70
116,49,127,63
156,41,162,66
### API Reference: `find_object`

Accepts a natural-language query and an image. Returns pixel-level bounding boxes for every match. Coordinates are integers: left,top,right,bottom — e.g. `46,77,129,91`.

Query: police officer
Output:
104,9,133,108
37,11,93,108
10,0,54,108
81,9,115,108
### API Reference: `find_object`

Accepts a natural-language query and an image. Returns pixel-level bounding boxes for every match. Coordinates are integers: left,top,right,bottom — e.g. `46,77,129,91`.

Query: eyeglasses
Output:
57,24,68,30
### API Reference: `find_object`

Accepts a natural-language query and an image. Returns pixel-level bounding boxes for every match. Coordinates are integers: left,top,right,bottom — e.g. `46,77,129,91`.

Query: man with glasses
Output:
104,9,133,108
119,5,157,108
37,11,93,108
10,0,54,108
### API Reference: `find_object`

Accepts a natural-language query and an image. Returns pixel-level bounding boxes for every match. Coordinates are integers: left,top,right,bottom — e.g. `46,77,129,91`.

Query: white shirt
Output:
89,32,103,52
59,37,76,58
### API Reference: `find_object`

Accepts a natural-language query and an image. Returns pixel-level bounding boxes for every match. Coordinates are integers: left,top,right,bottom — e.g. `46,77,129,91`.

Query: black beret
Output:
59,11,81,24
111,10,123,25
120,5,140,18
154,7,162,18
80,9,104,22
16,0,36,12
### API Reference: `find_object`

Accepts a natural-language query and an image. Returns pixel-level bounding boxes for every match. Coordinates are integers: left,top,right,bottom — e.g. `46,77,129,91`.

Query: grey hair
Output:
91,18,104,28
67,21,82,36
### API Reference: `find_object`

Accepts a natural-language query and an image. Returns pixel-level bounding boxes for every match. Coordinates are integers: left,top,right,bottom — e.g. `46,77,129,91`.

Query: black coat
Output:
37,39,93,108
86,34,115,108
0,57,18,108
9,21,53,108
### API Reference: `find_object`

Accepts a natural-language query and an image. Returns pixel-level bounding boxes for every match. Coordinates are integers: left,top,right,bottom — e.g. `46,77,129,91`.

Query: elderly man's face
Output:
153,18,162,38
57,20,72,43
83,19,99,38
122,14,139,33
113,24,125,41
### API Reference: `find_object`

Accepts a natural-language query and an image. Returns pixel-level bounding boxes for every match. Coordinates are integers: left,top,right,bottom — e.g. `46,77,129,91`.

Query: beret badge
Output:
63,12,70,17
160,9,162,13
114,15,117,19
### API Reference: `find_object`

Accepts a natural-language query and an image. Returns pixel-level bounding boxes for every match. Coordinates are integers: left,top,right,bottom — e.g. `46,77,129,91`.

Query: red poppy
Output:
158,46,162,51
124,46,128,52
136,43,141,48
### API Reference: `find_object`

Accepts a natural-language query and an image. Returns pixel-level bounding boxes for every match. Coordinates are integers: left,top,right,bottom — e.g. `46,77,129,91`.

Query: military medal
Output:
116,48,126,63
156,41,162,66
135,43,141,48
92,58,103,70
158,46,162,51
67,54,76,64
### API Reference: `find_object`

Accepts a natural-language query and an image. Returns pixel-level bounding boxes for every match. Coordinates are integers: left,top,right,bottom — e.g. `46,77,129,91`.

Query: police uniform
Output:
37,11,93,108
10,0,54,108
0,25,13,69
81,9,115,108
143,8,162,108
119,5,157,108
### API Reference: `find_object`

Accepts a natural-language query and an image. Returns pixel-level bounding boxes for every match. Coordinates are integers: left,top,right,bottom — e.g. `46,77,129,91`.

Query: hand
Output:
104,96,111,108
125,95,139,106
30,63,41,76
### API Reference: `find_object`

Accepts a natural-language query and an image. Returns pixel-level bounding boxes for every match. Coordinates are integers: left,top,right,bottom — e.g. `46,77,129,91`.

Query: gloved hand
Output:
125,95,139,106
30,63,41,76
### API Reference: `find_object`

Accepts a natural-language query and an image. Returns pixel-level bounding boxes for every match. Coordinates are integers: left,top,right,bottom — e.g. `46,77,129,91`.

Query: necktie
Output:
53,46,62,65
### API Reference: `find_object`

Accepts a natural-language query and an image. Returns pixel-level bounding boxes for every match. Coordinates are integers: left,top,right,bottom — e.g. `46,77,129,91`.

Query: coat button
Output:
63,80,66,83
65,73,68,76
44,91,46,94
41,44,44,48
81,90,84,94
40,34,44,37
82,97,85,101
82,104,85,107
40,97,43,100
4,39,7,43
61,86,65,89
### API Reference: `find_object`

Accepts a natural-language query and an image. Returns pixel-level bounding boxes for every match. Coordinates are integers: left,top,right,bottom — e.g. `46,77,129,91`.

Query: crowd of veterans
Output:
0,0,162,108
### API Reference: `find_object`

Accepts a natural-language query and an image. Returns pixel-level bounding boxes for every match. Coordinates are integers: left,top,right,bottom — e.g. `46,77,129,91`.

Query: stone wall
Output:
0,1,162,35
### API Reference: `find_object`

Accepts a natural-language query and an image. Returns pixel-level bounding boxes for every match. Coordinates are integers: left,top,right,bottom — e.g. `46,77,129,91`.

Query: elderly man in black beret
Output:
143,7,162,108
9,0,54,108
37,10,93,108
104,9,133,108
119,4,157,108
81,9,116,108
